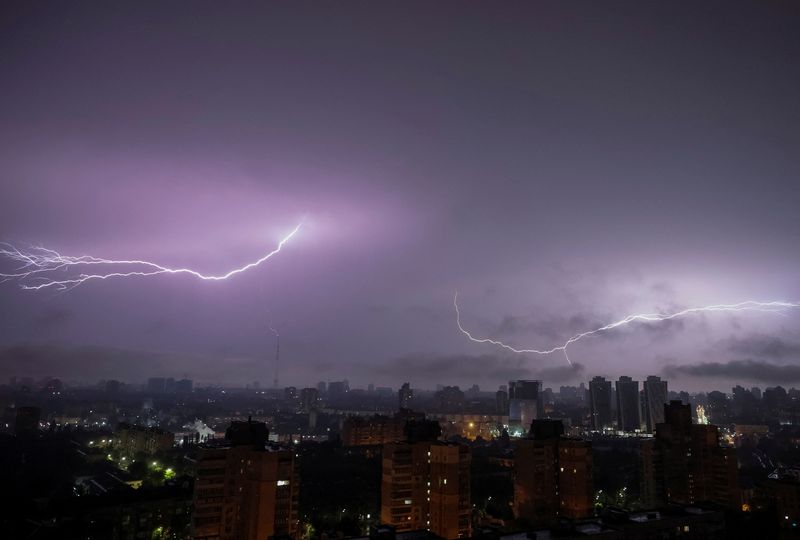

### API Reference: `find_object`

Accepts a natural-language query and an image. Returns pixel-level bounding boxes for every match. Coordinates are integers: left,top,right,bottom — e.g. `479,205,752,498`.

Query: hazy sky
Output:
1,2,799,390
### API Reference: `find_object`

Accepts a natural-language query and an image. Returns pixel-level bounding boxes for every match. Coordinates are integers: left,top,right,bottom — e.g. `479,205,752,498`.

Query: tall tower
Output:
273,333,280,389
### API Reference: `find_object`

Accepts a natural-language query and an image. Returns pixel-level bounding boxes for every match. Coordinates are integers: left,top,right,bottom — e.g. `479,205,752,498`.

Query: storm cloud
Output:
370,353,584,388
725,334,800,360
663,360,800,385
1,2,799,387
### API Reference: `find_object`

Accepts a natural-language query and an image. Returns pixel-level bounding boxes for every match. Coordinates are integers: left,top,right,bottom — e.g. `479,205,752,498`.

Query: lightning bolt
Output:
454,291,800,365
0,223,302,291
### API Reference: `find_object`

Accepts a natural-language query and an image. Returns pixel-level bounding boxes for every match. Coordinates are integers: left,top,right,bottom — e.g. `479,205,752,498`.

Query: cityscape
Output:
2,2,800,540
4,375,800,538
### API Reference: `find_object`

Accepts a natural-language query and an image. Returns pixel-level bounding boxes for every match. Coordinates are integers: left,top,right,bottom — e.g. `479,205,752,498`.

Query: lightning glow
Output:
0,223,302,291
454,291,800,365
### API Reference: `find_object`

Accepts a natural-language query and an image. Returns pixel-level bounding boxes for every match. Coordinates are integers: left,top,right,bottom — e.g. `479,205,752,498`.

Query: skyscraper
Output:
495,387,509,415
514,420,593,525
299,387,319,412
508,380,543,432
588,376,613,431
398,382,413,410
615,376,641,432
643,375,669,433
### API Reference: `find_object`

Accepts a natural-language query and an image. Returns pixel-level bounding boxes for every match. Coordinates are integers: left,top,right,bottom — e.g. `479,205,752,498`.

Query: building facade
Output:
380,425,470,539
640,401,739,510
615,376,641,432
514,420,593,526
192,420,299,539
643,376,669,433
116,423,174,457
589,376,613,431
508,380,543,433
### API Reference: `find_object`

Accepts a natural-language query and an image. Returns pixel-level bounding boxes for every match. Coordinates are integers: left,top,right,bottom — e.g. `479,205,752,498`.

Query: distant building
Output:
514,419,593,526
615,376,641,432
496,388,509,415
640,401,739,510
589,376,613,431
342,410,424,447
105,379,124,394
399,382,413,410
175,378,193,393
643,376,668,433
117,423,173,457
327,380,349,399
299,387,319,412
380,421,470,538
508,380,543,431
435,386,465,413
147,377,166,393
192,420,298,539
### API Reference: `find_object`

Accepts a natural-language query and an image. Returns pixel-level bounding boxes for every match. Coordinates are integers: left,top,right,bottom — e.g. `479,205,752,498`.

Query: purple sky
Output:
1,2,799,391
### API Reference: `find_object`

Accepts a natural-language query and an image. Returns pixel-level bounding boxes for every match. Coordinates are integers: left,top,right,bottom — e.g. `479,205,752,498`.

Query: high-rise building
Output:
299,387,319,412
640,401,739,510
495,388,509,415
435,386,465,413
399,382,413,410
508,380,543,431
380,422,470,539
514,420,593,526
643,376,669,433
589,376,613,431
615,376,641,432
327,380,348,399
147,377,166,393
192,420,299,539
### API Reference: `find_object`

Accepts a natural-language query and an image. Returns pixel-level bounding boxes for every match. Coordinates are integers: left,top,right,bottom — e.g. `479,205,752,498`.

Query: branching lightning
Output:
454,291,800,365
0,223,302,291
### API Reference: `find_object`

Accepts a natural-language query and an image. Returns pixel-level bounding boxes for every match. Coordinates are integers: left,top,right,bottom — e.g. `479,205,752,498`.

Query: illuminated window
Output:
277,480,290,486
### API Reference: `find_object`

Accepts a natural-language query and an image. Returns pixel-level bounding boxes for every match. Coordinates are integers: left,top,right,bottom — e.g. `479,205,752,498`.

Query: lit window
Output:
277,480,290,486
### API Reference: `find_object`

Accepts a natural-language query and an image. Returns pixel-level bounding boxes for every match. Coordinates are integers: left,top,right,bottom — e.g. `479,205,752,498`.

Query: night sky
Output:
1,2,799,390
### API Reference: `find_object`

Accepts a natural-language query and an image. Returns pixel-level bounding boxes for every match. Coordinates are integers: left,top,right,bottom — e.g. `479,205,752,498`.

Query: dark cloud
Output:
0,343,263,384
725,334,800,360
31,308,72,330
1,3,799,387
0,343,173,382
494,313,605,341
536,362,586,384
494,308,684,344
369,354,584,387
663,360,800,384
